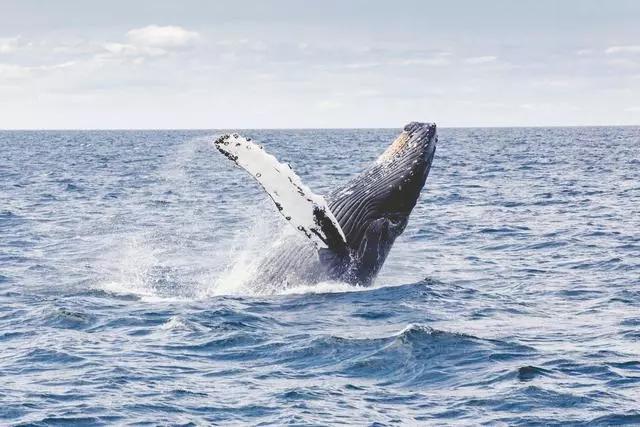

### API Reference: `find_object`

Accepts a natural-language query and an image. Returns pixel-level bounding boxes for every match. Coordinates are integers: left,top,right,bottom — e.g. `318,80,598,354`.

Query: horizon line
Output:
1,124,639,131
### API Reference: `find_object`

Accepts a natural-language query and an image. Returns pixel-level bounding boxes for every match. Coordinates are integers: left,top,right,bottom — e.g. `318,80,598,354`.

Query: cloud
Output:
464,55,497,64
342,62,381,69
396,57,450,66
393,50,453,67
126,25,200,48
97,25,200,62
625,106,640,112
52,40,105,56
0,63,29,79
102,42,166,58
519,102,580,112
575,49,594,56
606,58,639,68
605,45,640,54
0,61,75,79
316,99,342,110
532,78,579,88
0,37,21,54
356,89,381,97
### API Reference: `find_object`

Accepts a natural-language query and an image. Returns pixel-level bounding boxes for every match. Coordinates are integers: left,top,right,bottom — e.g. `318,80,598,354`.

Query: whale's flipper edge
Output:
214,134,348,253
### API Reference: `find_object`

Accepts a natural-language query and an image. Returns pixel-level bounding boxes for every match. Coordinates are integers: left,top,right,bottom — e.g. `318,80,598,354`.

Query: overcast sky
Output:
1,0,639,128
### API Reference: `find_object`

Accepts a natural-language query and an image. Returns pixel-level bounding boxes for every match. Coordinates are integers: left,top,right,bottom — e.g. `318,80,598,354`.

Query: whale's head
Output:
327,122,437,285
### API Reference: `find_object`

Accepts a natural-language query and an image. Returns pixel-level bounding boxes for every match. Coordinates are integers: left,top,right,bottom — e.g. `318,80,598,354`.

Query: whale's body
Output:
215,122,437,289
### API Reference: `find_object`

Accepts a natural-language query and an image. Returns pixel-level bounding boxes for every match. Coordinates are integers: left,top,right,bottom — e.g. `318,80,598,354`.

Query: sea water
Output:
1,127,639,424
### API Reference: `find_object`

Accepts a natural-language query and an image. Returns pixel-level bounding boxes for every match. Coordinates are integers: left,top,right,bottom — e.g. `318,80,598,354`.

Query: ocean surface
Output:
1,127,639,425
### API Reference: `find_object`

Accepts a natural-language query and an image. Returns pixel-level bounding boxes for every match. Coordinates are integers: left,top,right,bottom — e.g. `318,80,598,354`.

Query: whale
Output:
214,122,437,290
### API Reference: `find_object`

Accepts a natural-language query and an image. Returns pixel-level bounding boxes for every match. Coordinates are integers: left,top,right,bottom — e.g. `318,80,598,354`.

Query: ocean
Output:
1,127,639,425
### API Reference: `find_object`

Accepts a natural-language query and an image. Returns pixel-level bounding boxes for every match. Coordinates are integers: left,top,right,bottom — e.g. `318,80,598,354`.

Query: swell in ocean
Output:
1,127,639,424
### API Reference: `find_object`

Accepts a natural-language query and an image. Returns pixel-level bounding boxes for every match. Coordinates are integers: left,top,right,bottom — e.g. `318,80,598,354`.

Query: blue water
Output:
1,127,639,425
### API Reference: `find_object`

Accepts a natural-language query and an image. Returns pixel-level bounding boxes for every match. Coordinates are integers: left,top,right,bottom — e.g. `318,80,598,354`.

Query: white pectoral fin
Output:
214,133,347,252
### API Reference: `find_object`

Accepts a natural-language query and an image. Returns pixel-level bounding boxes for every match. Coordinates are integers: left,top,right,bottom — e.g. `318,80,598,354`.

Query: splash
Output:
99,234,163,301
94,136,370,300
97,212,281,300
96,213,368,300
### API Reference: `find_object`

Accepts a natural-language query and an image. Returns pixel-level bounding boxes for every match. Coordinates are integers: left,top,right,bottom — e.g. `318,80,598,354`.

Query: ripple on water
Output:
1,128,639,424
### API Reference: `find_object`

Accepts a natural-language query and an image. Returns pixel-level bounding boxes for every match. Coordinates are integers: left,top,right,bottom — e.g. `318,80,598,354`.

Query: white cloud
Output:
625,106,640,112
465,55,497,64
96,25,200,62
217,39,249,47
356,89,381,97
393,51,453,67
519,102,580,112
102,42,166,58
52,40,103,56
0,61,75,79
606,58,639,68
126,25,200,48
0,37,21,54
576,49,594,56
605,45,640,54
532,78,578,88
396,57,450,66
343,62,381,69
316,99,342,110
0,63,29,79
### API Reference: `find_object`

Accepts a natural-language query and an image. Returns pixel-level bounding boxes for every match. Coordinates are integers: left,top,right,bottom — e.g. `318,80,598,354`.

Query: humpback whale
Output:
214,122,437,289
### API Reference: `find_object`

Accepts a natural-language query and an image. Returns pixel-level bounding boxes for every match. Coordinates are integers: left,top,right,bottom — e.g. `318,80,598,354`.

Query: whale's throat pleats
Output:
327,122,437,253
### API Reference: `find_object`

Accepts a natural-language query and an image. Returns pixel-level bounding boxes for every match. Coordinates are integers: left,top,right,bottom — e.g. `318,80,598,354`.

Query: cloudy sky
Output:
1,0,639,128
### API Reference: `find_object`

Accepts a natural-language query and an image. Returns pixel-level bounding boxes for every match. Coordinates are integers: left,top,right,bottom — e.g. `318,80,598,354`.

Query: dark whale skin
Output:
253,122,437,290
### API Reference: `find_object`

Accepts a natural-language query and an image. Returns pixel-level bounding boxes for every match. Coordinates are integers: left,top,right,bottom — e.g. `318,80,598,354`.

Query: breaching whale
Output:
214,122,437,289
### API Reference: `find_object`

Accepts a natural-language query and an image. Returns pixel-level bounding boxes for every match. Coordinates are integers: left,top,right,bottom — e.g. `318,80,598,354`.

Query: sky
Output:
0,0,639,129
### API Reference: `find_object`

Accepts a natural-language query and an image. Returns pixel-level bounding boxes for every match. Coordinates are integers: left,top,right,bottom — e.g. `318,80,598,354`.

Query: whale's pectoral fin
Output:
214,134,348,253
